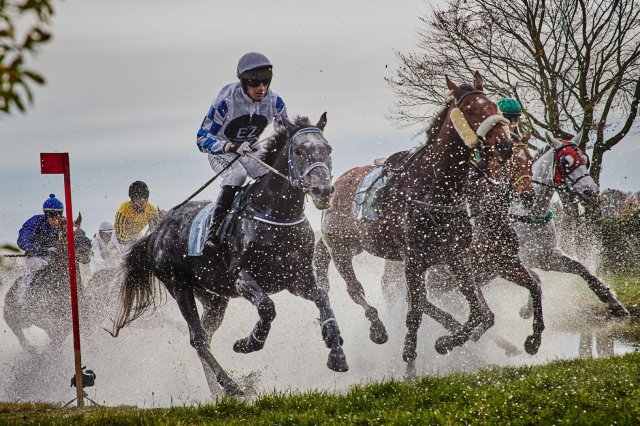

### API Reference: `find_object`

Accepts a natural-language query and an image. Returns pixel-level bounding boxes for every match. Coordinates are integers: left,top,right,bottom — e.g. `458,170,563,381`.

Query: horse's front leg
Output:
502,264,544,355
436,257,495,354
290,269,349,373
232,270,276,354
542,250,629,317
403,258,460,379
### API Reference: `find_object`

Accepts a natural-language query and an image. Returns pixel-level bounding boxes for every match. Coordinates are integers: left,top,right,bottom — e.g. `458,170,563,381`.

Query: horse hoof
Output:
609,304,630,317
223,382,244,397
519,305,533,319
370,321,388,345
233,337,264,354
524,335,541,355
434,336,457,355
327,348,348,372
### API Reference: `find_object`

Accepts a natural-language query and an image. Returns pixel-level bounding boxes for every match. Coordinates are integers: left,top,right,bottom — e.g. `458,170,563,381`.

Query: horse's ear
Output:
544,131,563,148
316,112,327,131
445,75,458,93
569,129,583,145
75,212,82,227
473,71,484,91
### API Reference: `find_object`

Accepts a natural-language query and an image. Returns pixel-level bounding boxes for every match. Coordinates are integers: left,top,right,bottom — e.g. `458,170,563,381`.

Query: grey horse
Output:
509,132,628,316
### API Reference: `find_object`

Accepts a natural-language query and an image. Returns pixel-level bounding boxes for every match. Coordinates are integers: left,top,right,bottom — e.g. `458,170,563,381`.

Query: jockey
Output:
114,181,160,251
196,52,288,235
89,221,120,273
15,194,66,301
497,97,523,137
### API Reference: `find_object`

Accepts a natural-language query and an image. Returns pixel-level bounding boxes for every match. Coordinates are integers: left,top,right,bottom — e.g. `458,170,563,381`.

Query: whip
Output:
171,137,271,210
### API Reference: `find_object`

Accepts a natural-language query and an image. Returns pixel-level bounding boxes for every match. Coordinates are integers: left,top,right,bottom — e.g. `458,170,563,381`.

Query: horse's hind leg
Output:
198,295,230,396
542,251,629,316
330,246,388,344
291,282,348,373
501,264,544,355
232,270,276,354
174,285,241,396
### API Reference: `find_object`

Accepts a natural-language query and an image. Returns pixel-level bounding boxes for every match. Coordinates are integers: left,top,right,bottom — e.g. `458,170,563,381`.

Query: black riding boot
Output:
208,185,241,241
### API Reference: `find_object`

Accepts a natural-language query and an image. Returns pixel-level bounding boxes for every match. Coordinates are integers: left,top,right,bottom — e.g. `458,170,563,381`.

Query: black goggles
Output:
45,210,63,218
245,78,271,88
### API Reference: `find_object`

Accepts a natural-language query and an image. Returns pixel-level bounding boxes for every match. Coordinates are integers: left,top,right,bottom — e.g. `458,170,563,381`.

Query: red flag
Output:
40,153,68,174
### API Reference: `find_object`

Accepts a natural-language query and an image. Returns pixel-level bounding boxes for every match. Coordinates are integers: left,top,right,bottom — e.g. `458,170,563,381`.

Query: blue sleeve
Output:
197,99,229,155
274,96,288,130
17,215,43,254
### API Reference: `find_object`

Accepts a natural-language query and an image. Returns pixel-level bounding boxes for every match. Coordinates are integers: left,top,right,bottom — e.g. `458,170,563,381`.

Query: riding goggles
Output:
245,78,271,88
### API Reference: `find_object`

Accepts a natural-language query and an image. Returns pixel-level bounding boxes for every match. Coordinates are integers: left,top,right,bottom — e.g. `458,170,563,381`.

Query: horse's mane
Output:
421,83,476,147
262,116,313,165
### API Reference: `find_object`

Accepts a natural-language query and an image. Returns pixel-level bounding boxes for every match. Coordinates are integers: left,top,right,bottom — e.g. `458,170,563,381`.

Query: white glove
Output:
230,142,253,156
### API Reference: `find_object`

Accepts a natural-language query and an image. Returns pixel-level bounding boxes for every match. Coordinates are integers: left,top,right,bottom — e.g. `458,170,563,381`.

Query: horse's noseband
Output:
287,127,332,190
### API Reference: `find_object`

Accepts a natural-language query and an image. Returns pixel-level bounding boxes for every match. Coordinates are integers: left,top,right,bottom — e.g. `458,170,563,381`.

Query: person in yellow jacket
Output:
114,181,160,248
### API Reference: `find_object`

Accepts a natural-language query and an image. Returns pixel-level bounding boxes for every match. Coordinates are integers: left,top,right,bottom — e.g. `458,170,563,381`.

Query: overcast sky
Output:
1,0,639,244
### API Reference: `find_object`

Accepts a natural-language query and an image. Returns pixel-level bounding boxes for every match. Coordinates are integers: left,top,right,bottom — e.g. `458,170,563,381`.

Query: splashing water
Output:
0,254,633,406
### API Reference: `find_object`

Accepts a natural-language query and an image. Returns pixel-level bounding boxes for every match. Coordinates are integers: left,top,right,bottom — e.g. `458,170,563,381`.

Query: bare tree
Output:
388,0,640,186
1,0,56,115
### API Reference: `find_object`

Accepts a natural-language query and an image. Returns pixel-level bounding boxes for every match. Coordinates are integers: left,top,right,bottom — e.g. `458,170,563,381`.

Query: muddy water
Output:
0,254,636,407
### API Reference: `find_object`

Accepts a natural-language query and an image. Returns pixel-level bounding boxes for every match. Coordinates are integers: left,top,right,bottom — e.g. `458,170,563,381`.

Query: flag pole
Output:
41,152,84,407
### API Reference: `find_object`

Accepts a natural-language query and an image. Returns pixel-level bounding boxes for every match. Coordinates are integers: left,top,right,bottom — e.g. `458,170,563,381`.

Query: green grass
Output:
2,353,640,425
608,274,640,314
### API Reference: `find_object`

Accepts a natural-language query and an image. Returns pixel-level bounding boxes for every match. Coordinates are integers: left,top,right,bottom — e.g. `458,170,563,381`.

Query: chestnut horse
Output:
314,73,513,375
379,139,545,355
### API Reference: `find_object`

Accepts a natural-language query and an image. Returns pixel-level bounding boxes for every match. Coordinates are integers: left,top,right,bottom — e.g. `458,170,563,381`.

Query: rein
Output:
241,126,331,227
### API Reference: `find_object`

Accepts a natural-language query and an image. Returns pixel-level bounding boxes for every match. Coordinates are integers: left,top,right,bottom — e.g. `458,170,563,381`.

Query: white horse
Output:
509,131,628,316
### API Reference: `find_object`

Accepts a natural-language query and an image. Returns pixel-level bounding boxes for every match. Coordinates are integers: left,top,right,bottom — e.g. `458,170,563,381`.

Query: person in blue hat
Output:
14,194,66,302
196,52,289,237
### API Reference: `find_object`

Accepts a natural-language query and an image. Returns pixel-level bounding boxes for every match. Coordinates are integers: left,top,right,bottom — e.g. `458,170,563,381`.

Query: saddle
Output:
188,186,250,257
381,149,414,172
353,150,413,221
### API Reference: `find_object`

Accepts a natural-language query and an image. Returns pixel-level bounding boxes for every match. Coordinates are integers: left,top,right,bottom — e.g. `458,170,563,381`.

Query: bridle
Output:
286,127,332,190
450,92,513,182
511,142,533,189
532,142,592,195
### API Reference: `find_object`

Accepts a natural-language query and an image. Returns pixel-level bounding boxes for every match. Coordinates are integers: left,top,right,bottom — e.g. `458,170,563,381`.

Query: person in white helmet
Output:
196,52,288,237
89,221,120,274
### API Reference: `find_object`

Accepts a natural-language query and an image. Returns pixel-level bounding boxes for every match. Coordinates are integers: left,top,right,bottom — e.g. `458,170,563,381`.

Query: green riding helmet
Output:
497,97,522,116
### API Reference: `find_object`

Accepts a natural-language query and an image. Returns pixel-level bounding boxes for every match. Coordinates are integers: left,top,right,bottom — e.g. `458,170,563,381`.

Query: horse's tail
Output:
313,236,332,291
111,235,156,337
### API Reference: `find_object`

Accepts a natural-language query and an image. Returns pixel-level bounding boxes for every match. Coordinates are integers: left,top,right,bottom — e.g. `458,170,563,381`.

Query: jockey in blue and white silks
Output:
196,52,288,242
15,194,66,302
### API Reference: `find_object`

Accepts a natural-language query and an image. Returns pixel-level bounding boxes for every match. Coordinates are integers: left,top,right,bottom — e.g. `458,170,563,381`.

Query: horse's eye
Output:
560,156,574,169
294,149,302,156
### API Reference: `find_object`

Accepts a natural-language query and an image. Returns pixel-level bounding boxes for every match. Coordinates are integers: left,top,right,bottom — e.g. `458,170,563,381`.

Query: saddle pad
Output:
188,202,215,257
354,166,387,221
